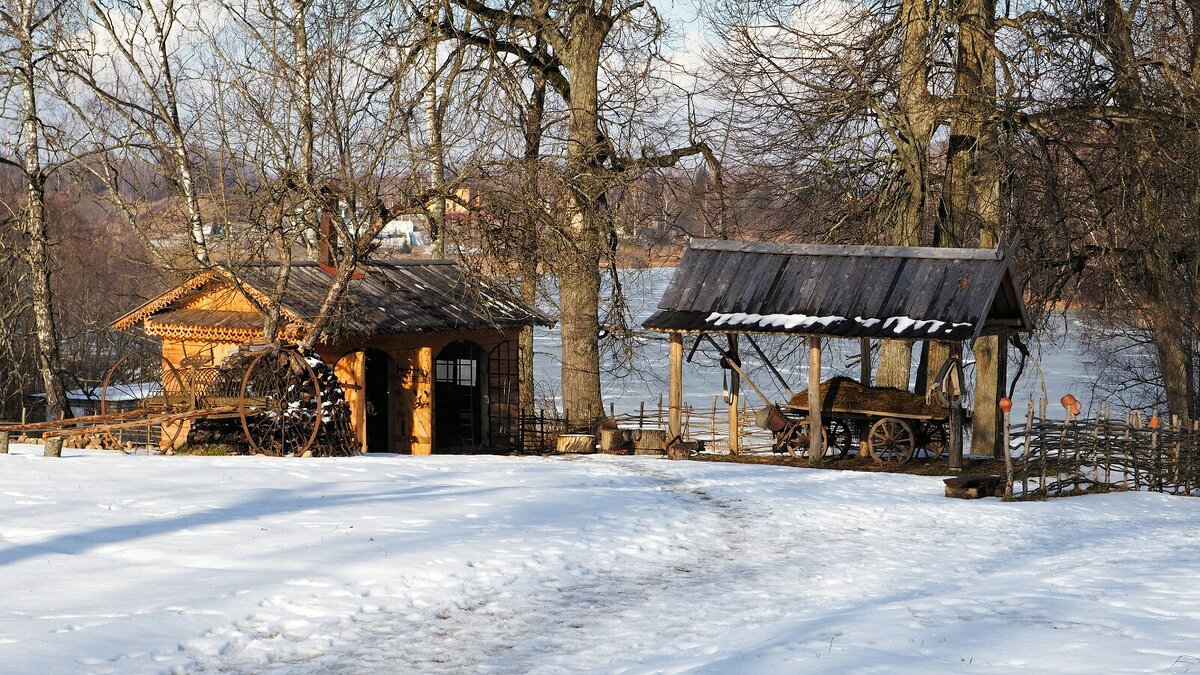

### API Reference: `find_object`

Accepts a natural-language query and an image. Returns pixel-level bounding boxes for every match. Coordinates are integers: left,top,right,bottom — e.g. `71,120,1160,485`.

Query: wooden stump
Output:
44,437,63,458
598,428,632,454
632,429,667,454
556,433,596,454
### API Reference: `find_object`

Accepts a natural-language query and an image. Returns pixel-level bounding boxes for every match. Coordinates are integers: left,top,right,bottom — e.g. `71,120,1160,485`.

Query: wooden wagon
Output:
1,343,353,456
759,376,951,463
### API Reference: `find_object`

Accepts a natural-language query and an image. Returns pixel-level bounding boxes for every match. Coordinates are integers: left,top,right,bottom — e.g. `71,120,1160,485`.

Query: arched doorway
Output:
435,341,485,452
363,348,393,452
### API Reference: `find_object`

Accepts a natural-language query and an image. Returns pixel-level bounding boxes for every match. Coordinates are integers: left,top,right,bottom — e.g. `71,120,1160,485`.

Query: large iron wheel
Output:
238,346,323,457
868,417,915,464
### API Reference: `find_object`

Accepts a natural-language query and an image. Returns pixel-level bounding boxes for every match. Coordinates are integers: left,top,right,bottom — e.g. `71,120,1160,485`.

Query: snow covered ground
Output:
2,446,1199,674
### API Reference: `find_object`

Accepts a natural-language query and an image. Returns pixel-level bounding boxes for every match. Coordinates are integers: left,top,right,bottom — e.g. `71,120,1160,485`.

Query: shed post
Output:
948,342,964,472
808,337,823,461
668,332,683,441
993,332,1009,458
728,334,740,455
859,338,871,386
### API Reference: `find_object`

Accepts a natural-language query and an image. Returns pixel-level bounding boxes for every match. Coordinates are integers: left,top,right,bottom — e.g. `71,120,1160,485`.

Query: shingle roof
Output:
114,259,553,338
237,261,553,336
642,239,1030,340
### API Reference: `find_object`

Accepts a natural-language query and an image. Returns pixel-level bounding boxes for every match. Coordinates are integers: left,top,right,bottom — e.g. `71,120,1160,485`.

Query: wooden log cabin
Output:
112,260,553,454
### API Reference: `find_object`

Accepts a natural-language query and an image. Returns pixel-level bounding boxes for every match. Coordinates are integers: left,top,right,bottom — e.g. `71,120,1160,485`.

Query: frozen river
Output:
531,268,1116,416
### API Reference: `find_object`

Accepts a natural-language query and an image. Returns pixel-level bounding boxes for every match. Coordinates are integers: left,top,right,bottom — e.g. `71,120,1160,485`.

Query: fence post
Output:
710,395,717,450
1150,412,1161,493
0,431,8,455
1022,400,1034,498
639,401,645,430
1038,398,1048,497
1000,399,1013,499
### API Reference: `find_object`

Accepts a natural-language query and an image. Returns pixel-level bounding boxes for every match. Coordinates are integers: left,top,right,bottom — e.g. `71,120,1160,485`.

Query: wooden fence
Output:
1006,400,1200,499
518,394,778,454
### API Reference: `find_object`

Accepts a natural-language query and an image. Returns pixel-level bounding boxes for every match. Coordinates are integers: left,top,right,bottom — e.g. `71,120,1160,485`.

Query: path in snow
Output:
2,447,1200,673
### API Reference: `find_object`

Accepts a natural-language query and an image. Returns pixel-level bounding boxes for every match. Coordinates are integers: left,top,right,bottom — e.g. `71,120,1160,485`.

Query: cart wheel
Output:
101,354,189,415
919,421,949,459
825,419,854,458
868,418,915,463
239,346,323,457
776,420,828,458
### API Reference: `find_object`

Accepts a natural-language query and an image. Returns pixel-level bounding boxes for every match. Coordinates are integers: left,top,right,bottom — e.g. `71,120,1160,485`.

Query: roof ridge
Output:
690,238,1005,261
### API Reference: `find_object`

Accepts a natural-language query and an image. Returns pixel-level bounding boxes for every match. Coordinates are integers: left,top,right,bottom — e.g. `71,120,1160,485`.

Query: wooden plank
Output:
728,334,740,455
669,332,683,440
779,404,945,421
808,337,823,460
0,407,163,432
42,406,238,437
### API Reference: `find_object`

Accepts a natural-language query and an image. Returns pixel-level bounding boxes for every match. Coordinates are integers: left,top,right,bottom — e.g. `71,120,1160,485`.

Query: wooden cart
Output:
763,376,951,463
3,343,341,456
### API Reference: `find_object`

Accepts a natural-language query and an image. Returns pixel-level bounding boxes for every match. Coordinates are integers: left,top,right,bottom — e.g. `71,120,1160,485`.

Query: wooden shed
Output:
642,238,1032,463
112,260,553,454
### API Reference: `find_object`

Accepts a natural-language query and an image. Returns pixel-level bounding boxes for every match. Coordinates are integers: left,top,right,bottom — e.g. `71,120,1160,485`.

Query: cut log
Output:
943,475,1002,499
632,429,668,452
598,428,632,453
556,433,596,454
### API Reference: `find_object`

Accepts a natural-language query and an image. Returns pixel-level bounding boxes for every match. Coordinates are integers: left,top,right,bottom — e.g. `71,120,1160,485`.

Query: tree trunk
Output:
425,10,447,259
877,0,936,391
289,0,318,260
518,70,546,415
1152,309,1194,419
557,26,607,425
16,5,69,420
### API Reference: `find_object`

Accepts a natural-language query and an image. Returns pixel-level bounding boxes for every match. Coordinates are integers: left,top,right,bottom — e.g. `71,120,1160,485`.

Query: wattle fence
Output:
1006,400,1200,499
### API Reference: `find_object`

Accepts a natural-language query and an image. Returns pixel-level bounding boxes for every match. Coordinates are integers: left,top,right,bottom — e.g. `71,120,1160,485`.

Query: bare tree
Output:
0,0,76,419
436,0,705,424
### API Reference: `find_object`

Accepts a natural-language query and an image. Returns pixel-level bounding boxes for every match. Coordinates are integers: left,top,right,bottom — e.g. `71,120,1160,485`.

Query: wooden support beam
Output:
745,334,796,400
948,342,964,472
808,337,823,461
728,334,740,455
860,338,871,386
994,332,1009,459
669,332,683,441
